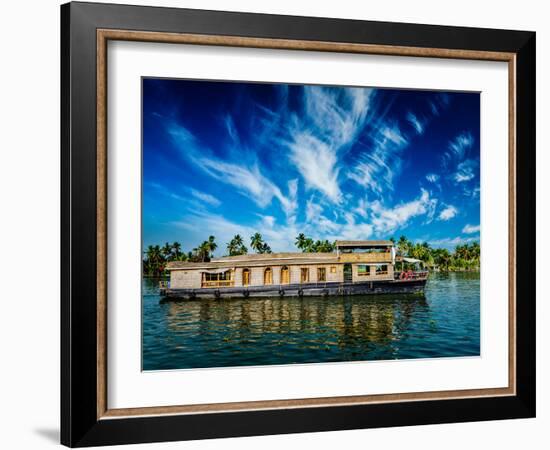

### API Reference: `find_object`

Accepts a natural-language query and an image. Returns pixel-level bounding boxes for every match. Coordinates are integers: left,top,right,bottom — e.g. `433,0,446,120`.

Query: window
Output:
357,264,369,276
317,267,326,282
202,270,233,287
300,268,309,283
330,266,336,273
375,264,388,275
280,266,290,284
203,270,232,281
242,268,250,286
264,267,273,285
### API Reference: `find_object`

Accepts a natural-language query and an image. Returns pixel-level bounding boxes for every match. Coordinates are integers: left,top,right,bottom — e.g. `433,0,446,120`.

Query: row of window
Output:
357,264,389,276
200,264,389,288
242,266,335,286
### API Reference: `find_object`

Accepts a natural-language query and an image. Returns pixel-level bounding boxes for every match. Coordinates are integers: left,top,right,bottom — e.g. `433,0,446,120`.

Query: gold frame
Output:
96,29,516,420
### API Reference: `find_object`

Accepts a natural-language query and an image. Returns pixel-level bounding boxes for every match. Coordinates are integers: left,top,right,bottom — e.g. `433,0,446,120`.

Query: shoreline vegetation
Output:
143,234,480,277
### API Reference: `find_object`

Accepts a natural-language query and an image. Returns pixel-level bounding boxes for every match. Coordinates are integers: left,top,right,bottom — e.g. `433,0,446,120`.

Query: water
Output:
142,272,480,370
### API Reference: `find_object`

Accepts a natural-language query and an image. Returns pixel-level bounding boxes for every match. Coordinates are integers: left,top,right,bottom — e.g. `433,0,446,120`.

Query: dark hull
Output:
160,279,427,301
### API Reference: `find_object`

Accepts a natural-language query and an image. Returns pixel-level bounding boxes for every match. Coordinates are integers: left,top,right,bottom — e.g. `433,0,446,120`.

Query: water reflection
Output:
143,273,479,370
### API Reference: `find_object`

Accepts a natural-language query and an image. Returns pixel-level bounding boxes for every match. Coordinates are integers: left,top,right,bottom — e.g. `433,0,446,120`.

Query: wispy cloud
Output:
443,132,474,168
453,159,477,183
462,224,480,234
287,133,342,202
199,157,297,215
369,189,437,234
146,181,186,203
462,185,480,198
429,92,451,116
304,196,341,234
348,122,409,195
426,173,440,183
406,111,425,135
168,122,297,218
145,81,479,253
438,205,458,221
285,86,374,202
429,235,479,249
189,188,221,207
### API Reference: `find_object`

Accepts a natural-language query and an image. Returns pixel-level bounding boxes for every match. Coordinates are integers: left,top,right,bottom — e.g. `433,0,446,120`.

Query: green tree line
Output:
391,235,480,272
143,233,479,276
143,233,272,276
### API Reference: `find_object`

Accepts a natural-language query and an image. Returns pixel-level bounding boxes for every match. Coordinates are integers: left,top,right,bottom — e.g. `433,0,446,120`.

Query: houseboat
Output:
160,240,428,300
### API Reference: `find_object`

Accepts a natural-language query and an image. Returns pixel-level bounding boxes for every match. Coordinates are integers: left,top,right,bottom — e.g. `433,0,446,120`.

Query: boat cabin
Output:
165,240,398,290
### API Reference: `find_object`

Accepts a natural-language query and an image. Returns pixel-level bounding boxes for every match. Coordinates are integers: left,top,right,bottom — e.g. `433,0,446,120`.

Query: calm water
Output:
142,272,480,370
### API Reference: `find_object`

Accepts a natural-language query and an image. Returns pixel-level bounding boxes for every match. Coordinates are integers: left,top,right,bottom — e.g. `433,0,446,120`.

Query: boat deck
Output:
160,277,427,301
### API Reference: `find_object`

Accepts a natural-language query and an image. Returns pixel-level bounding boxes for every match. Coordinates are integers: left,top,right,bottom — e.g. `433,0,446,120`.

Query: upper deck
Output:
335,240,394,264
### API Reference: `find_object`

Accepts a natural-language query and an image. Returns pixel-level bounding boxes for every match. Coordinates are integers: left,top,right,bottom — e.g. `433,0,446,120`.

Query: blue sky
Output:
143,78,480,255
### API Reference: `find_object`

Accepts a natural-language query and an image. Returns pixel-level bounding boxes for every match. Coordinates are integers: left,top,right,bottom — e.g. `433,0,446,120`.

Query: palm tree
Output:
172,241,182,259
206,235,217,255
173,252,187,262
250,232,264,253
295,233,307,251
397,235,410,257
143,244,165,276
227,234,247,256
316,239,335,252
161,242,173,260
432,248,451,271
226,239,236,256
303,237,315,252
193,241,211,262
471,241,480,257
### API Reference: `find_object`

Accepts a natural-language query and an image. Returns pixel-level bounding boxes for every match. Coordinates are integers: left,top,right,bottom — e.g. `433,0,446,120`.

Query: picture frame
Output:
61,1,535,447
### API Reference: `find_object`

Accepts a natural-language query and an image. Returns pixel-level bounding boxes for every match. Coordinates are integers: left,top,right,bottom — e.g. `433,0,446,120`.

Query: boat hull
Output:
160,279,427,301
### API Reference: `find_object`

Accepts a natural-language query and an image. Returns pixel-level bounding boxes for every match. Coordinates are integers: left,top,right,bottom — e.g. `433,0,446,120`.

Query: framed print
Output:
61,1,536,447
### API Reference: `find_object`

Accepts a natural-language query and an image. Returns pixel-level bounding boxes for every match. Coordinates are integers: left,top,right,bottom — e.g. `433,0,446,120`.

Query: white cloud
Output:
348,122,408,194
172,188,441,253
426,173,440,183
406,111,425,134
353,198,369,219
429,235,479,249
443,132,474,168
462,224,481,234
285,86,374,203
453,159,477,183
369,189,437,234
172,210,297,254
438,205,458,221
454,172,474,182
428,93,451,117
305,196,322,222
337,214,374,240
160,89,476,252
463,185,481,198
168,122,298,218
224,114,239,145
198,158,280,206
189,188,221,207
260,215,276,228
287,133,342,202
